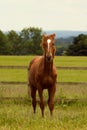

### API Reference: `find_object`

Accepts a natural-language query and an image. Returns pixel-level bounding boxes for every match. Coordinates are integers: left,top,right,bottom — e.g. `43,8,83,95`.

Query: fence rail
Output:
0,65,87,70
0,81,87,85
0,65,87,85
0,97,87,104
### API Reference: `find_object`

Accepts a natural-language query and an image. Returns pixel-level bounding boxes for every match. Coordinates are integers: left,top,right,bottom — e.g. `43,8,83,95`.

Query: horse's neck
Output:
44,57,53,74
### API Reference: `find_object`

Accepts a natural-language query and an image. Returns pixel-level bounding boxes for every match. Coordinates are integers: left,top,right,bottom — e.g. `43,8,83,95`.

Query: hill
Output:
46,30,87,38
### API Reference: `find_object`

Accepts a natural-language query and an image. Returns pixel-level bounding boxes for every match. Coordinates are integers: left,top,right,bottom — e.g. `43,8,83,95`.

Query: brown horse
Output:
28,34,57,117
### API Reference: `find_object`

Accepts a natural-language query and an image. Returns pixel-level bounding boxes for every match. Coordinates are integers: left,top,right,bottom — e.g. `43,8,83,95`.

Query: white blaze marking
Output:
47,39,51,51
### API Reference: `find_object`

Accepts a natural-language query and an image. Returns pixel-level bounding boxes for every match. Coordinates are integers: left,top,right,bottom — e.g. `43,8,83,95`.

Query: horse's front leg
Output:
48,84,56,116
38,87,44,117
31,87,37,113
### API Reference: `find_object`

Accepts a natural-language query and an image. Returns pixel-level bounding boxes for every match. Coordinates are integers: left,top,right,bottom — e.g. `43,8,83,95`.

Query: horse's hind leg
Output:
31,87,37,113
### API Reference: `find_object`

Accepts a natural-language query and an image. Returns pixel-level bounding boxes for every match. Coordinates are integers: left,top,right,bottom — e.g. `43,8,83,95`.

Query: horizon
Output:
2,29,87,32
2,29,87,38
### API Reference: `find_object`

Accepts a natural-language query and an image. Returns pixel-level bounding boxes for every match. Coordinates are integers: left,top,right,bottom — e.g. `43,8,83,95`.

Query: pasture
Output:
0,55,87,67
0,56,87,130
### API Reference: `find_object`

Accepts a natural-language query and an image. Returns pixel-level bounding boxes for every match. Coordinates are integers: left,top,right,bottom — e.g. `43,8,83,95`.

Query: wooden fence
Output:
0,65,87,85
0,65,87,70
0,65,87,103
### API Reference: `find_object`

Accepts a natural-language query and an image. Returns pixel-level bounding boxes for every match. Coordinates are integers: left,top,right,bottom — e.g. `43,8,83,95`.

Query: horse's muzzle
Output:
46,55,52,62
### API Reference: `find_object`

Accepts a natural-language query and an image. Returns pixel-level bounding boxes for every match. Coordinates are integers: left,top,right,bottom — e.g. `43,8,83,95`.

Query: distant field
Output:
0,56,87,67
0,56,31,66
55,56,87,67
0,56,87,83
0,68,87,83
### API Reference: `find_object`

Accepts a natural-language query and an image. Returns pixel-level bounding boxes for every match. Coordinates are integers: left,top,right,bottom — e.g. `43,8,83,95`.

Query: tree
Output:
0,27,43,55
66,34,87,56
20,27,42,55
56,46,65,55
7,30,22,55
0,30,11,55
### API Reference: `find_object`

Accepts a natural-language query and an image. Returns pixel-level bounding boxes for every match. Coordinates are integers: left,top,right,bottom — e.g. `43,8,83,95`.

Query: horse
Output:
28,33,57,117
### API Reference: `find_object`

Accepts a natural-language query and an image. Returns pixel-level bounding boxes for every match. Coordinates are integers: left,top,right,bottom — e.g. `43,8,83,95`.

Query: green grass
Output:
0,84,87,99
58,69,87,83
0,56,87,129
1,82,87,130
0,84,87,130
0,68,87,83
0,100,87,130
0,84,27,98
0,56,87,67
57,84,87,99
55,56,87,67
0,56,34,66
0,69,27,82
0,56,87,83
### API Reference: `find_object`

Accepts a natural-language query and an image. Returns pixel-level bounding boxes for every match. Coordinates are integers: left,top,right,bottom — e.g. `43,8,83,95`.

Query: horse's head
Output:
41,33,56,62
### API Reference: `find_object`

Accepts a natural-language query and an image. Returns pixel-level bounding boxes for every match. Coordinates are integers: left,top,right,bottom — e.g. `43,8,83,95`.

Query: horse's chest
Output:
41,75,54,88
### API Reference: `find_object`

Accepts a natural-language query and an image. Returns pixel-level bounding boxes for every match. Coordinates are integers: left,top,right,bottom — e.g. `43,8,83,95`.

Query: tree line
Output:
0,27,42,55
0,27,87,56
66,34,87,56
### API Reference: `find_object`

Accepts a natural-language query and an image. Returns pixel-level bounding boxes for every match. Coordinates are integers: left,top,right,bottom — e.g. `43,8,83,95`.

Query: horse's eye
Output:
43,43,47,48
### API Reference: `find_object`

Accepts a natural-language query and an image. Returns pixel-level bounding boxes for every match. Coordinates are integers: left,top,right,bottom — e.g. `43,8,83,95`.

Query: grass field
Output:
0,100,87,130
0,84,87,99
0,56,87,130
0,84,87,130
0,56,87,67
0,56,87,83
0,68,87,83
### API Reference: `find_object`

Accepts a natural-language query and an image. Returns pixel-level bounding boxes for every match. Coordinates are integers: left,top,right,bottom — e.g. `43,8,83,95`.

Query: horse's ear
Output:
42,34,47,39
40,34,46,47
50,34,56,45
51,33,56,38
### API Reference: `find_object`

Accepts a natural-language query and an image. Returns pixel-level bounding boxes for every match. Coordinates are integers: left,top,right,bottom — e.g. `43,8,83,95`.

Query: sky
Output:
0,0,87,31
